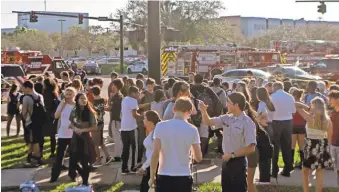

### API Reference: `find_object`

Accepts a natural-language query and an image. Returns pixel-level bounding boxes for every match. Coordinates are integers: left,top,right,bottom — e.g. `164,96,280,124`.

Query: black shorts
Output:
24,123,43,144
292,125,306,134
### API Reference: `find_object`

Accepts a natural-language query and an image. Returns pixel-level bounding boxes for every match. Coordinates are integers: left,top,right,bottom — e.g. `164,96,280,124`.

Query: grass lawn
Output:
45,182,339,192
1,136,52,169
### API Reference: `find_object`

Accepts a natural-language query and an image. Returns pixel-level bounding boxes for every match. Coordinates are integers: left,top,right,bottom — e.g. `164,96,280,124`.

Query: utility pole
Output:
58,19,66,57
119,15,124,74
147,1,161,84
44,0,47,11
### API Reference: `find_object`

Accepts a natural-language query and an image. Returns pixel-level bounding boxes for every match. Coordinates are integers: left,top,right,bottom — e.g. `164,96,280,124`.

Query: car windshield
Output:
283,67,308,76
1,66,25,77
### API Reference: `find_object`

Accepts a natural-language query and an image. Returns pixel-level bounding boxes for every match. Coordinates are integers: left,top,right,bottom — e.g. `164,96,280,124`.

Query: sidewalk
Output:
118,159,339,188
3,158,338,189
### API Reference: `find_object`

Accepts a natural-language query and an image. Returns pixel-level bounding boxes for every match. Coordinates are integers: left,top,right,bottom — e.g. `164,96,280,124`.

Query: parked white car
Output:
127,60,148,74
96,57,120,65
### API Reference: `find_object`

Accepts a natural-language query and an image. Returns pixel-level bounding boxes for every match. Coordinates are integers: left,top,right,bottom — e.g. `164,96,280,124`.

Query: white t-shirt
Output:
154,119,200,176
257,101,274,122
151,102,165,119
121,96,138,131
57,103,74,138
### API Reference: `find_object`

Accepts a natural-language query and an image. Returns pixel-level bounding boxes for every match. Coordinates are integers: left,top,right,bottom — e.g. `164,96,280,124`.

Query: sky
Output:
1,0,339,29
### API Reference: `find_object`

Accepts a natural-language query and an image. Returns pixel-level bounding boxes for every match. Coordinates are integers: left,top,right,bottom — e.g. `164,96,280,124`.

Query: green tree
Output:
193,19,243,45
244,24,339,48
111,0,225,42
97,33,119,56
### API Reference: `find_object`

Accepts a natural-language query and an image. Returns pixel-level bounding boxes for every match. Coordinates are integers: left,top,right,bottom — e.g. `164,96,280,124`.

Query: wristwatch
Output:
231,152,236,159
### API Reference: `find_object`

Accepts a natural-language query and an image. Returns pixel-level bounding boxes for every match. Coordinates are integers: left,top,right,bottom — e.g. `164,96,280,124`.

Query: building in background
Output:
222,15,339,37
17,11,89,33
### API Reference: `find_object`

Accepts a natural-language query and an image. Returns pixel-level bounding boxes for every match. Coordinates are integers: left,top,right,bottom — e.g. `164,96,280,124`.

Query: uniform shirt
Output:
121,96,138,131
211,111,256,154
271,89,296,121
154,118,200,176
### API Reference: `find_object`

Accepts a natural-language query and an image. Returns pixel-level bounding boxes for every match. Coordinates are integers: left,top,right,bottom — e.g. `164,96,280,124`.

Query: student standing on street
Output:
200,92,257,192
22,80,45,166
149,98,202,192
91,86,114,166
137,110,161,192
295,97,333,192
6,84,22,137
328,90,339,187
107,72,119,142
121,86,143,174
68,93,97,185
271,82,296,178
108,79,124,162
50,87,76,183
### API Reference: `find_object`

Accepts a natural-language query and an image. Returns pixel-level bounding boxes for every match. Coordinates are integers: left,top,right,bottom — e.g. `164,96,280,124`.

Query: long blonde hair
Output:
310,97,329,131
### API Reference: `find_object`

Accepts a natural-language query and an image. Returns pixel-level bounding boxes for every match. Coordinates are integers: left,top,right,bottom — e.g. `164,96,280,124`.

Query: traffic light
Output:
317,2,326,14
78,14,83,24
30,11,38,23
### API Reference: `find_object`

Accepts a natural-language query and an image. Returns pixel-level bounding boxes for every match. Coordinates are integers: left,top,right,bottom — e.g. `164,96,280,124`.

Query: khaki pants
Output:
111,120,122,158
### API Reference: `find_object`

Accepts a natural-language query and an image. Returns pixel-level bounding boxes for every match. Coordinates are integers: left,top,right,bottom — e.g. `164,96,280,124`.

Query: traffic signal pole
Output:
12,11,125,74
147,1,161,84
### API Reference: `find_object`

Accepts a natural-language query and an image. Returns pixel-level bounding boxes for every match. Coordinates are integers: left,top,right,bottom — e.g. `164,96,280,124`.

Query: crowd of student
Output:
5,69,339,192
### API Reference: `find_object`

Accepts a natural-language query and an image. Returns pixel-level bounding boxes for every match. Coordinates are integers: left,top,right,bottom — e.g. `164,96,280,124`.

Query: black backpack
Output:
26,95,47,127
197,87,223,118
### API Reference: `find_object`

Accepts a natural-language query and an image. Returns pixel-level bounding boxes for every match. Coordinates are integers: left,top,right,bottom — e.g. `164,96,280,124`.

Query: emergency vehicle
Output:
310,54,339,81
1,47,41,64
270,40,339,66
160,43,282,78
21,55,70,78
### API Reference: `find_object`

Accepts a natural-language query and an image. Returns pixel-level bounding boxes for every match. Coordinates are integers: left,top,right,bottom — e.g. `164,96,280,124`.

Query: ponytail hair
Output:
245,101,260,132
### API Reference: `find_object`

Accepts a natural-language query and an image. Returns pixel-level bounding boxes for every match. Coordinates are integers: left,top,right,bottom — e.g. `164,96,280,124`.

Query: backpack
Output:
190,98,202,128
26,95,47,127
196,88,223,117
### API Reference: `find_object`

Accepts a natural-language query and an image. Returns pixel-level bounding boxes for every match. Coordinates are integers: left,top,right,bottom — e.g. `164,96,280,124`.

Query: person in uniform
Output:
200,92,257,192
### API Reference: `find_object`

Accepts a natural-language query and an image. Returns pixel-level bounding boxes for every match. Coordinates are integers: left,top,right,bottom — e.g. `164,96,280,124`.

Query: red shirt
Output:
293,112,306,127
330,110,339,146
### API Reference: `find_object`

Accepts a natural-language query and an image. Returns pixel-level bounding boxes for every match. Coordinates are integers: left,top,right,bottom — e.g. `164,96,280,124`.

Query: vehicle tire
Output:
142,68,148,75
127,68,132,74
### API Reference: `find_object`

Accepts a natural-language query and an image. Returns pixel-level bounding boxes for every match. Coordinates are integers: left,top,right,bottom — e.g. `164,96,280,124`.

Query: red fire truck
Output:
1,48,41,64
270,40,339,66
21,55,70,78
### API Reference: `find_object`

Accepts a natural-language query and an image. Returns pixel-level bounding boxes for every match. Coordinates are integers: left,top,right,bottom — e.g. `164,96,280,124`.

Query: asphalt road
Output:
1,76,118,137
